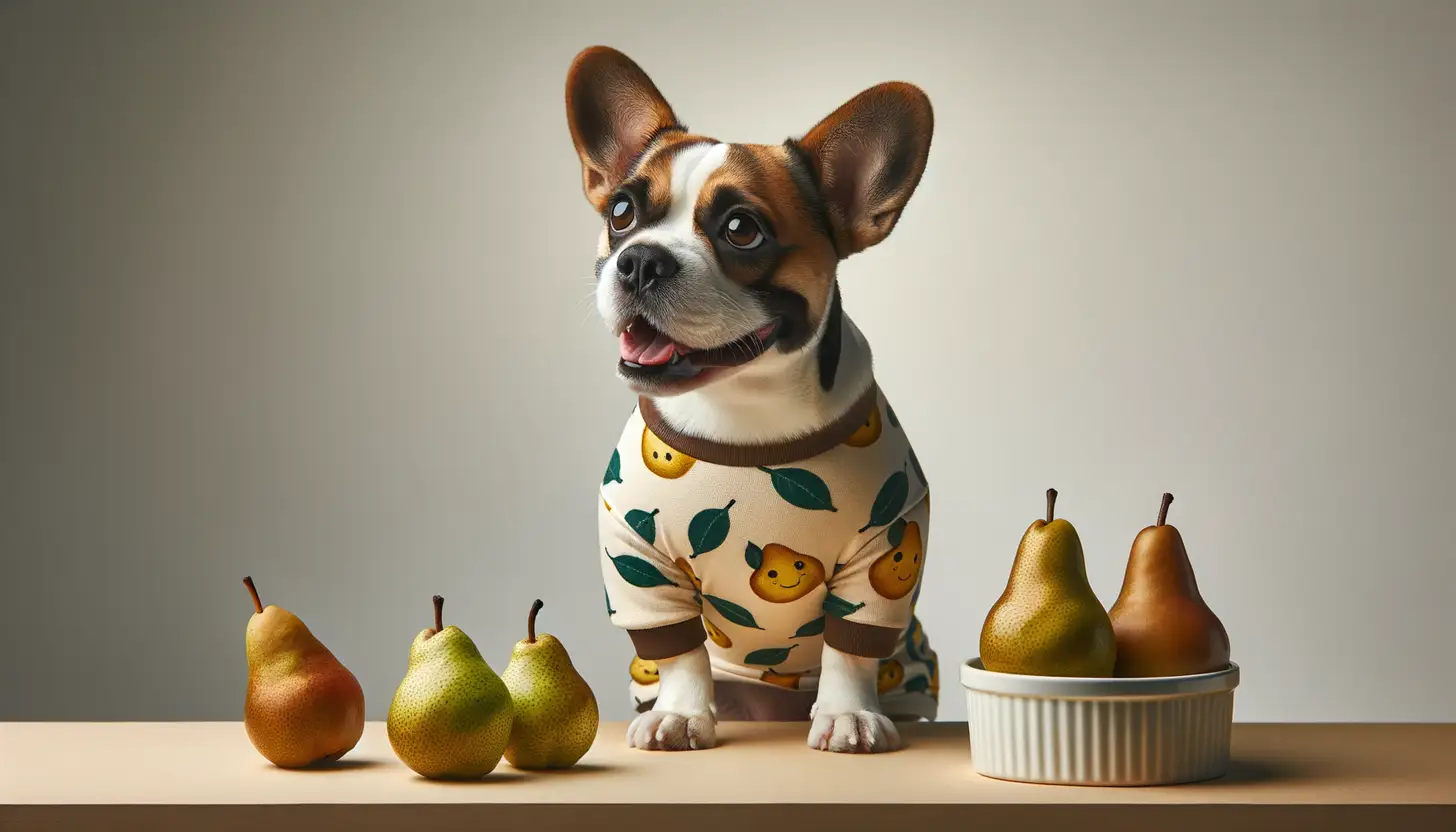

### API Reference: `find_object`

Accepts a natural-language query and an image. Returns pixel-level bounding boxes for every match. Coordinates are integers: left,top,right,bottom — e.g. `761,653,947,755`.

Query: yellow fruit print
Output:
629,655,660,685
641,425,696,479
747,543,826,603
760,670,804,690
675,557,703,593
604,497,611,511
704,617,733,649
878,659,904,694
868,520,924,600
929,660,940,696
844,403,883,447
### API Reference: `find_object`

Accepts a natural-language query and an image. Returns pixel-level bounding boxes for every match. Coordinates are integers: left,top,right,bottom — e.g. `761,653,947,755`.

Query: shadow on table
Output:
514,762,618,777
1195,755,1350,787
263,758,386,773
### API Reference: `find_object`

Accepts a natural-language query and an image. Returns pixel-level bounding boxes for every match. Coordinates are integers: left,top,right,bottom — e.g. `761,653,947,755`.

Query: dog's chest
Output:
601,391,928,677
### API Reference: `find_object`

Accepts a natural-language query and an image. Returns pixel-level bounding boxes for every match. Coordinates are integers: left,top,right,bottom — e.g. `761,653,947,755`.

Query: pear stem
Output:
1046,488,1058,523
1158,492,1174,526
243,576,263,614
527,599,544,643
433,595,444,632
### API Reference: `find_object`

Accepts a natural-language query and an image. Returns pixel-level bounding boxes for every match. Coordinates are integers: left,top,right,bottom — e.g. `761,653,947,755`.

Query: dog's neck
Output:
648,311,874,447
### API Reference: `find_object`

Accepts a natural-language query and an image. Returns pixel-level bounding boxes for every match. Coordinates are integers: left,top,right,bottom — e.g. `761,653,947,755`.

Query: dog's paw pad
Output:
807,710,901,754
627,710,717,751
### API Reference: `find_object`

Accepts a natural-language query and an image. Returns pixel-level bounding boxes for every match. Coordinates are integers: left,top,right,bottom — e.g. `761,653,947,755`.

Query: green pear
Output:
979,489,1117,677
501,600,600,770
241,576,365,768
386,595,515,779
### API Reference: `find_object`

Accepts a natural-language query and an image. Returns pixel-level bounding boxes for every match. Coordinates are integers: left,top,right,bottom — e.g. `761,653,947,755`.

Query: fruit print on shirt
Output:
746,542,826,603
843,403,882,447
629,655,659,685
642,425,695,478
878,659,905,694
868,519,924,600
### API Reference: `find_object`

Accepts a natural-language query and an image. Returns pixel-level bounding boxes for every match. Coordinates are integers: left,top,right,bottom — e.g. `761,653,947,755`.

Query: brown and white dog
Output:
567,46,934,753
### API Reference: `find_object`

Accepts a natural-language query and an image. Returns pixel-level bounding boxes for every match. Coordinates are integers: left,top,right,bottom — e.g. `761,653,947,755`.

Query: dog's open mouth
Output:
618,317,780,381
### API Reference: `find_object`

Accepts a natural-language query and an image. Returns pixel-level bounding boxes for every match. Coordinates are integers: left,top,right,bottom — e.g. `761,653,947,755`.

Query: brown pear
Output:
1107,494,1231,677
242,576,366,768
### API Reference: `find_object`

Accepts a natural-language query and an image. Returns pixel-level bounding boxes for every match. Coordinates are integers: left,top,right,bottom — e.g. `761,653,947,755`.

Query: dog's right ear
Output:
565,46,683,212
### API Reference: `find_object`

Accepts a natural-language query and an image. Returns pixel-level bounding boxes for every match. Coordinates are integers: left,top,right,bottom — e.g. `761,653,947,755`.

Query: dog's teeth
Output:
623,360,641,369
669,352,681,365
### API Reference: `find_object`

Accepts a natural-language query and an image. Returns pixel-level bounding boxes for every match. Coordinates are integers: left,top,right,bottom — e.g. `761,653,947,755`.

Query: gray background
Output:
2,0,1453,724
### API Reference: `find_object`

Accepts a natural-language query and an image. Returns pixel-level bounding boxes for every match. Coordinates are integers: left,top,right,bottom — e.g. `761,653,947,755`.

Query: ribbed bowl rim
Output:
961,658,1240,699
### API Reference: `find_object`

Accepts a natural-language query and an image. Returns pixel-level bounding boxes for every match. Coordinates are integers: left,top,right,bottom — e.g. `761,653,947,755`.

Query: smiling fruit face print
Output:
746,543,826,603
878,659,905,694
869,520,924,600
629,655,660,685
844,404,883,448
641,425,696,478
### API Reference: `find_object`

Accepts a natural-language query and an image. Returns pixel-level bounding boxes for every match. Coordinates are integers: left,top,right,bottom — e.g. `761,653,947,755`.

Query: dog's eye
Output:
723,213,764,249
609,196,636,233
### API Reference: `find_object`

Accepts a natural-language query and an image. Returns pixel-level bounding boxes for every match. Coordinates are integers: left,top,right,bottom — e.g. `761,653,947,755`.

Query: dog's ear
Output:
565,46,683,212
795,82,934,257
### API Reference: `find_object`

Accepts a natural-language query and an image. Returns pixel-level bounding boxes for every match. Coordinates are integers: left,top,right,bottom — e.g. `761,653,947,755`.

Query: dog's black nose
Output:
616,243,679,292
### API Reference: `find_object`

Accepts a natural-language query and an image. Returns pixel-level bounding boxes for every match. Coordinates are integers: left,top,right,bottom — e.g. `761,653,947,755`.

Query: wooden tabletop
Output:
3,721,1453,831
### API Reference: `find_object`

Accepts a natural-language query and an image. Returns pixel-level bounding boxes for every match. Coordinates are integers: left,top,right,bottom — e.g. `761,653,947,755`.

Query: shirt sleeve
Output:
822,493,930,659
599,495,706,660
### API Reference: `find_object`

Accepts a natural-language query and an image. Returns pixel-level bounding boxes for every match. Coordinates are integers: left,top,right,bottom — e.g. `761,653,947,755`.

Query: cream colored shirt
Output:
599,384,938,717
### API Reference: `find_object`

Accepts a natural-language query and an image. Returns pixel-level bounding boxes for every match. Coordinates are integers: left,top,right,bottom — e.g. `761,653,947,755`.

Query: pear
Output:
979,489,1117,677
1108,493,1231,677
386,595,515,779
501,600,600,770
241,576,365,768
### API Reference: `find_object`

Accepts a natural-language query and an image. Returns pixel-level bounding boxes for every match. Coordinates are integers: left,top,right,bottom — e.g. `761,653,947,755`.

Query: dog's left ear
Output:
796,82,934,257
565,46,683,212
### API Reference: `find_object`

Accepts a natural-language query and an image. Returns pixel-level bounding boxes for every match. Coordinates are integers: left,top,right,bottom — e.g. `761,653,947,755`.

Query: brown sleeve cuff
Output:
627,618,706,661
824,615,900,659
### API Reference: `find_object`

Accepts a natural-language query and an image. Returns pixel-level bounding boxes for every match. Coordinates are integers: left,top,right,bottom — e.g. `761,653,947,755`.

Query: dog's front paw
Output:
807,710,902,754
627,710,717,751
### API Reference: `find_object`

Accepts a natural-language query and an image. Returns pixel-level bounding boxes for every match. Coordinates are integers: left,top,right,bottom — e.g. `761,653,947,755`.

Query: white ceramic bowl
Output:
960,658,1240,786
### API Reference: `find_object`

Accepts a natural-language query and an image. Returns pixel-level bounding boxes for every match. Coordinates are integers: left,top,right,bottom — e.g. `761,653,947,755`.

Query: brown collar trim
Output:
637,383,879,467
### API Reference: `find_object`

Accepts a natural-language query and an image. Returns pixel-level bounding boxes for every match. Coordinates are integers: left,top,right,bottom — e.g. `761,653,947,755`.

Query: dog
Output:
570,46,937,754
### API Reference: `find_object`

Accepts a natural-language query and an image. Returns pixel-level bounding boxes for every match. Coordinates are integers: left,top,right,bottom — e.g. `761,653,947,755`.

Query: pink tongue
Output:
620,324,680,366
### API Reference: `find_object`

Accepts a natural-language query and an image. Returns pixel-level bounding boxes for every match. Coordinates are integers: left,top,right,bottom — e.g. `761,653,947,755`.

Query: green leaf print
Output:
688,499,735,558
823,593,866,618
608,549,674,588
744,541,763,570
887,404,900,429
605,587,616,616
887,517,907,549
757,466,837,512
743,645,798,667
858,467,909,533
625,508,660,545
603,449,623,485
792,616,826,638
704,594,763,630
904,675,931,694
908,446,927,488
832,562,845,575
